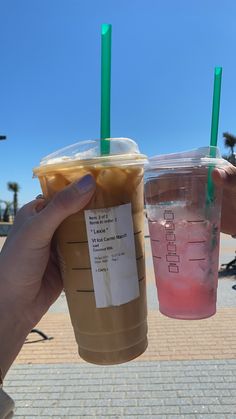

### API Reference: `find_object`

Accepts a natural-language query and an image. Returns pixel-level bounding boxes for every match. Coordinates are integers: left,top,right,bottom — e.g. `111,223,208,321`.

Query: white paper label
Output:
84,203,140,308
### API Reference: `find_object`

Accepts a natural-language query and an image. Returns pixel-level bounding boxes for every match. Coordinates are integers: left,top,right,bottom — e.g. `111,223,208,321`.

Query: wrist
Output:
0,304,30,379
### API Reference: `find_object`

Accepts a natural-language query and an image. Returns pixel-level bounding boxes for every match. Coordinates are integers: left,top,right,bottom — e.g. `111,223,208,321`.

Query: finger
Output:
40,252,63,307
34,198,47,213
3,199,46,247
212,165,236,189
12,197,46,224
32,174,96,242
17,199,41,217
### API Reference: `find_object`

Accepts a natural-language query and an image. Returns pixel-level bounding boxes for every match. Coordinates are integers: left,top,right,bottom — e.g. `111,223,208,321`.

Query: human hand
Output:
212,164,236,235
0,174,95,377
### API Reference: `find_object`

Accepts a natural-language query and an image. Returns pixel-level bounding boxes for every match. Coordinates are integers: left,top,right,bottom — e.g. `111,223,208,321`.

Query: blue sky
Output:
1,0,236,206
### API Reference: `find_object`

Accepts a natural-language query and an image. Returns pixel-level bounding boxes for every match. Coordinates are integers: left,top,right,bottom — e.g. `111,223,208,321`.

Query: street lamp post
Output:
0,135,7,223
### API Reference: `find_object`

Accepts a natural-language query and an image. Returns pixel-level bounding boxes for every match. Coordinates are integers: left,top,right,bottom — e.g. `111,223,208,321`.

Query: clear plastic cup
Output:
33,138,148,364
144,147,230,320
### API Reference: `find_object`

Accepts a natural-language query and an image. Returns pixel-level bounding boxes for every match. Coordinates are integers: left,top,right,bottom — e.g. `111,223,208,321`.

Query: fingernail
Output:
76,174,95,194
35,200,47,213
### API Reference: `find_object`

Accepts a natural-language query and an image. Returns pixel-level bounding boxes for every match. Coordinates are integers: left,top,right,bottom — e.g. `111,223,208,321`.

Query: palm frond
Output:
7,182,20,193
223,132,236,149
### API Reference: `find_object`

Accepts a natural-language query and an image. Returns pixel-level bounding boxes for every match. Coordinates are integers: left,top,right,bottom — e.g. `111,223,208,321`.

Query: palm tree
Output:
223,132,236,165
7,182,20,216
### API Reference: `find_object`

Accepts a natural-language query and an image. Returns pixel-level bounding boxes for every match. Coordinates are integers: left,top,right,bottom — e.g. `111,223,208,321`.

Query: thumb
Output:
34,174,96,242
212,165,236,190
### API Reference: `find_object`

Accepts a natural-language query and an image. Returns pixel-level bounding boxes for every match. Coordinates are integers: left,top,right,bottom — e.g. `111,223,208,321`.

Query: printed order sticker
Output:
85,203,140,308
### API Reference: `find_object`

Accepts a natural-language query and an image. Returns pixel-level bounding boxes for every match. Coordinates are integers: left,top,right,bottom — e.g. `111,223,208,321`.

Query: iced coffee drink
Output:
34,138,148,364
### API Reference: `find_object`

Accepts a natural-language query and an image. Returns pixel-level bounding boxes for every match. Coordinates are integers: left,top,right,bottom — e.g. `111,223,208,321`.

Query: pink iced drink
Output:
148,208,220,319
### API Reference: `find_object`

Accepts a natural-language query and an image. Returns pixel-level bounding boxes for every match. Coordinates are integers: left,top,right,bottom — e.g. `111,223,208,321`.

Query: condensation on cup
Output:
144,146,230,320
34,138,148,364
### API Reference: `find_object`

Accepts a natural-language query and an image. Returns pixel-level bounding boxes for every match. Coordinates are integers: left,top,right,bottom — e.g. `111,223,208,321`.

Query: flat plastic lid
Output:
33,138,147,175
146,146,231,170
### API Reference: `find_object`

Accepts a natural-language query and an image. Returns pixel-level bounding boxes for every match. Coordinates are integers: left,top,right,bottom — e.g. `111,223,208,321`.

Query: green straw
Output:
100,23,112,155
210,67,222,152
207,67,222,203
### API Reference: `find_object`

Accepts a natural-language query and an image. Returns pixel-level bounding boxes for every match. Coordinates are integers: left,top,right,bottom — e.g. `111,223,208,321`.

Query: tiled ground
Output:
14,308,236,365
5,361,236,418
2,232,236,417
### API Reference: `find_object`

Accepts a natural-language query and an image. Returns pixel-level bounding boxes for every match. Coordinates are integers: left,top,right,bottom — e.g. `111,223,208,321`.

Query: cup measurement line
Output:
153,255,162,259
188,240,206,244
187,220,205,223
66,241,88,244
134,230,142,235
76,289,94,293
151,239,160,242
76,276,145,292
136,255,144,261
189,258,206,261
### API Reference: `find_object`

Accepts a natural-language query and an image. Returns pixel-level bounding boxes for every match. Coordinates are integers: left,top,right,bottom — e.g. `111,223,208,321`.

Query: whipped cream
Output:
40,138,140,166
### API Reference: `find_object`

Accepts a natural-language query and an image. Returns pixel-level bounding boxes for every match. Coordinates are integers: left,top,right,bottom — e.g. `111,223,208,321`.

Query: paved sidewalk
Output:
3,232,236,418
5,361,236,418
12,308,236,364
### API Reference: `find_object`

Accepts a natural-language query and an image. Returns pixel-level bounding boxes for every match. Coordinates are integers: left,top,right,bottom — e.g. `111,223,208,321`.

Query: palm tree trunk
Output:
13,191,18,216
